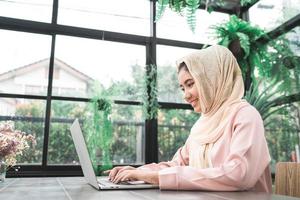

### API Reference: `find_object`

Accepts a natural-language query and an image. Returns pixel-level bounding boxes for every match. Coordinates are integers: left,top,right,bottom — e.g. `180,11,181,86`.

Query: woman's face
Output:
178,69,201,113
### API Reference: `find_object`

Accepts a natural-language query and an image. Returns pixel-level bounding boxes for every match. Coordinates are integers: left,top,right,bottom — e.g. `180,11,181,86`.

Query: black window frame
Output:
0,0,299,177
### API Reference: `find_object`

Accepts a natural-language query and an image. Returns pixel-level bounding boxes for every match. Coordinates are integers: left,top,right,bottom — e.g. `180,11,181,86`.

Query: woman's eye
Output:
187,82,194,87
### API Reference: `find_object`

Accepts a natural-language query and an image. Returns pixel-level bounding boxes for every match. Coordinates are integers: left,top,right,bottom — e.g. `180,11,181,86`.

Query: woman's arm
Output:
109,136,190,183
137,143,190,171
158,106,271,191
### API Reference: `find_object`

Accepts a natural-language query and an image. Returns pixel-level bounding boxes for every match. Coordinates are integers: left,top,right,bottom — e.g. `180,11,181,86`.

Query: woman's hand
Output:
112,170,159,185
104,166,136,181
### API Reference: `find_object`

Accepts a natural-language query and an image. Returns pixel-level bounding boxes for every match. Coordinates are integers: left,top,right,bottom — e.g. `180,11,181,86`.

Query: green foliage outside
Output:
265,104,300,167
14,102,45,164
158,109,199,161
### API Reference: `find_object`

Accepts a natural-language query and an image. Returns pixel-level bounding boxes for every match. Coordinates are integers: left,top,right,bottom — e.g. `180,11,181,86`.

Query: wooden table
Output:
1,177,300,200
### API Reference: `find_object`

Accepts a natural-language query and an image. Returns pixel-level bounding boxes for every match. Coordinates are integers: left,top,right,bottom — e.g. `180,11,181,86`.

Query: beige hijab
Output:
176,45,248,168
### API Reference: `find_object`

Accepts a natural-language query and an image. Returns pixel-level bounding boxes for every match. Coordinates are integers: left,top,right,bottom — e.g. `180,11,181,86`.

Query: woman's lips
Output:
190,99,198,107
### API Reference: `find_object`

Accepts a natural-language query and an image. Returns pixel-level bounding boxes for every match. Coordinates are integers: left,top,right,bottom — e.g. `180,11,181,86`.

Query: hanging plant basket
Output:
228,38,245,60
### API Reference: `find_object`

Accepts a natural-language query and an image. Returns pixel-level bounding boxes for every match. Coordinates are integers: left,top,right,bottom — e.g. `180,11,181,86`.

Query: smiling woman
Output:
108,45,272,193
178,63,201,112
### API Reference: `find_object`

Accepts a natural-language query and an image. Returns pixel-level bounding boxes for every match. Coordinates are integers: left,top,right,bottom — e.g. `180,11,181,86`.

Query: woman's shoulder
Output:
234,102,263,123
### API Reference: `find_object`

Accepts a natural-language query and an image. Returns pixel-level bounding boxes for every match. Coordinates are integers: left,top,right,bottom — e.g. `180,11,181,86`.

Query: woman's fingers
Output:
112,170,144,184
112,171,126,183
112,170,135,183
113,166,135,178
108,167,122,180
108,166,136,181
117,166,135,174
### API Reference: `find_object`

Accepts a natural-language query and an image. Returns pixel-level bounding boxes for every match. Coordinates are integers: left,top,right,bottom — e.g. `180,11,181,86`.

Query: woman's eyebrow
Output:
179,79,193,88
184,79,193,84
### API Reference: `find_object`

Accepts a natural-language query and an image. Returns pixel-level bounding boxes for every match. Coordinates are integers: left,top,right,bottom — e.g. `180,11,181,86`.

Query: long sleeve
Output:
157,106,271,192
138,141,190,171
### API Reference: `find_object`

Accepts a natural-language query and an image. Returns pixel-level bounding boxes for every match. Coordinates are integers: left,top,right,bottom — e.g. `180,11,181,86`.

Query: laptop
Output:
70,118,159,190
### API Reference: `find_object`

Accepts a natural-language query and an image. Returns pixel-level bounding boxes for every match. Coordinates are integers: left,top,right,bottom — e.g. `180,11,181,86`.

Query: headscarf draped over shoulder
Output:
176,45,249,168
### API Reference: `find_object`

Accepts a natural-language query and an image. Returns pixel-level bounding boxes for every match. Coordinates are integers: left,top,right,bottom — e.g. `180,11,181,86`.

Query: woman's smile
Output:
190,99,198,107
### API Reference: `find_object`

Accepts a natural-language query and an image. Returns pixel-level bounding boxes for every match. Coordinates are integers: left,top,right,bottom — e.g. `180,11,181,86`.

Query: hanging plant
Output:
155,0,258,33
156,0,228,33
142,64,160,120
84,82,113,175
211,15,300,93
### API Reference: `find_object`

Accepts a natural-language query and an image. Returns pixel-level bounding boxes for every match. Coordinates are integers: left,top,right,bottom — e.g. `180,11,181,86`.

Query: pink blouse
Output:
139,105,272,192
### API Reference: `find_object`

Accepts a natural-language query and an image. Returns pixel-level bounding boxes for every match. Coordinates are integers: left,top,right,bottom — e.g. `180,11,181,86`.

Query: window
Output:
54,35,145,100
157,45,197,103
157,8,229,44
58,0,150,36
0,98,45,164
158,109,199,162
48,101,144,165
0,0,53,22
48,100,86,165
1,0,298,177
249,0,300,32
0,30,51,96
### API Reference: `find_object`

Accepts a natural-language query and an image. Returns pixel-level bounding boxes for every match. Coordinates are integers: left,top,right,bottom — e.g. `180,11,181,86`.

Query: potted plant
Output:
211,15,300,93
0,121,36,182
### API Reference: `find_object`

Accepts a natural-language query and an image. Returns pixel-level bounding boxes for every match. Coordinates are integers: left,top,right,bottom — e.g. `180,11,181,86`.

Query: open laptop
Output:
70,118,159,190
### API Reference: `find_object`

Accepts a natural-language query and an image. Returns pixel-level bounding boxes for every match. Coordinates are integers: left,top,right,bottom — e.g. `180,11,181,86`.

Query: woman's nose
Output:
184,91,191,101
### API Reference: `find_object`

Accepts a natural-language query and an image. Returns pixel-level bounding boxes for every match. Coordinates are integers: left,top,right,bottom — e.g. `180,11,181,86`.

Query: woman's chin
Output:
193,106,201,113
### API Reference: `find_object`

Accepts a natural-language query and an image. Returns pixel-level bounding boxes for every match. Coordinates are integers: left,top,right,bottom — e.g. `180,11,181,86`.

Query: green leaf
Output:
244,79,288,126
185,0,200,33
236,32,250,58
156,0,169,22
142,64,160,120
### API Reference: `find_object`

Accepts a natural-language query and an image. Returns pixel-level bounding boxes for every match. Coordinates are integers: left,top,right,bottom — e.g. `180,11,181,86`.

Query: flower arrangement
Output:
0,121,35,166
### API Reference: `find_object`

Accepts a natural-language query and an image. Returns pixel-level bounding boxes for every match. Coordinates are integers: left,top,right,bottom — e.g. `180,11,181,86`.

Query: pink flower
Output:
0,121,36,166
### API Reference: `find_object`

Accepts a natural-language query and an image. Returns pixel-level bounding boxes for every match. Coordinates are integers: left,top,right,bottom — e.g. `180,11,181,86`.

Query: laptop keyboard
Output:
98,178,131,186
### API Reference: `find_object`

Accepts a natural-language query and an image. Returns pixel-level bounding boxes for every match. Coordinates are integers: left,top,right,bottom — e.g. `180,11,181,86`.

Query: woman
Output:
106,45,272,192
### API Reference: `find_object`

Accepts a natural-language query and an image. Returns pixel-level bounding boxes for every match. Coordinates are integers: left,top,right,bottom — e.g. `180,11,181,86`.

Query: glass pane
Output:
58,0,150,36
157,8,229,44
158,109,199,162
249,0,300,32
110,104,144,165
48,100,87,165
0,30,52,95
285,26,300,56
48,101,144,165
54,35,145,100
0,0,52,22
157,45,197,103
0,98,45,164
265,104,300,172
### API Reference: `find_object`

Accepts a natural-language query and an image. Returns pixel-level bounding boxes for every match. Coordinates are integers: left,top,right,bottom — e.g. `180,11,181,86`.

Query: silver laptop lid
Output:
70,119,99,189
